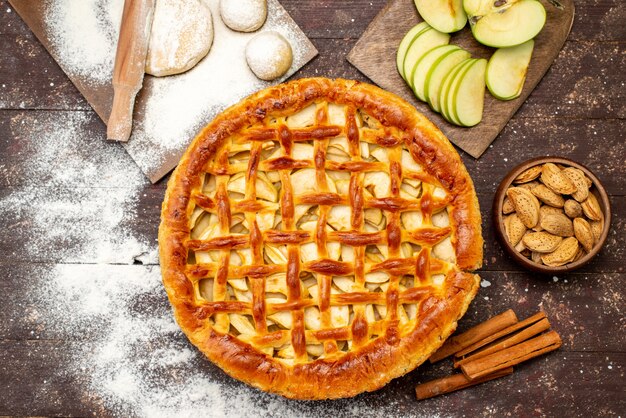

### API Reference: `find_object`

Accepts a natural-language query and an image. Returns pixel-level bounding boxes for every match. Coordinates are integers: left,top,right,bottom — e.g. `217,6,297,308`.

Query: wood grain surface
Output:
1,0,625,416
348,0,575,158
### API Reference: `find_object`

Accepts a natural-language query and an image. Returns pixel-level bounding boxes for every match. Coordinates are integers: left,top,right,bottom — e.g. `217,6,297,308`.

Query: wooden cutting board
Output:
8,0,317,183
348,0,574,158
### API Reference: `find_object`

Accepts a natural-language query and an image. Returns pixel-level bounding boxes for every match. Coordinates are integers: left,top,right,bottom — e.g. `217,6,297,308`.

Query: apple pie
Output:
159,78,483,399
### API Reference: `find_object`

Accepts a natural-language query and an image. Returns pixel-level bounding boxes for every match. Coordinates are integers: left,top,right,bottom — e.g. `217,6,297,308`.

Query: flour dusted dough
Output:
245,31,293,81
145,0,214,77
220,0,267,32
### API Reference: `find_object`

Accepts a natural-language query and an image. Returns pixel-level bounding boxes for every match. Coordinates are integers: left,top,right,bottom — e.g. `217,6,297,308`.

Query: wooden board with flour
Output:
8,0,318,183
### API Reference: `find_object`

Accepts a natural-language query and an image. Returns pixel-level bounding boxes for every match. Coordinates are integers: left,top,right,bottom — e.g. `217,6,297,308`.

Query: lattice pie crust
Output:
159,78,483,399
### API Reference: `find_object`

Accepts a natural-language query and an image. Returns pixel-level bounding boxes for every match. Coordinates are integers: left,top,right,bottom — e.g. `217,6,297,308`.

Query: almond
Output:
531,184,565,207
563,199,583,218
518,181,540,191
581,194,603,221
507,187,540,228
540,205,564,218
504,213,527,246
522,231,563,253
537,206,564,232
540,213,574,237
562,167,590,202
531,251,543,265
590,219,604,244
573,218,594,252
541,163,577,195
514,166,542,184
541,237,579,267
502,197,515,214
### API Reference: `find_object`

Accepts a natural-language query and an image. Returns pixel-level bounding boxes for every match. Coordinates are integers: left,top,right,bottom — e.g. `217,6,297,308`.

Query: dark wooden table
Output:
1,1,624,416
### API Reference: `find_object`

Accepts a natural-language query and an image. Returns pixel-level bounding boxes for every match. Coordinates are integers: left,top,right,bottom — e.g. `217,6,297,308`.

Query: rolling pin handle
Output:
107,85,136,142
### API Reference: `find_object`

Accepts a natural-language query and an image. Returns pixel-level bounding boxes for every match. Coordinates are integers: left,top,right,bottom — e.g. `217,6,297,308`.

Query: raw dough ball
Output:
220,0,267,32
145,0,214,77
245,31,293,81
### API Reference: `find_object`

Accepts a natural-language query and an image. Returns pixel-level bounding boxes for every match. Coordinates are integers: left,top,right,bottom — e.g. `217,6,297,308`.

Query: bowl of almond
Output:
493,157,611,273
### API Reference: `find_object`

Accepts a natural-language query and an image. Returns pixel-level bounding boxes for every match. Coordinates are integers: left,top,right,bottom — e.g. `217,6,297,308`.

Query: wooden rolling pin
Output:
107,0,156,142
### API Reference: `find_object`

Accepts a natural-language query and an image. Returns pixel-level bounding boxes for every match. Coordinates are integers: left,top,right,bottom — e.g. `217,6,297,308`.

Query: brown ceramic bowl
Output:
493,156,611,274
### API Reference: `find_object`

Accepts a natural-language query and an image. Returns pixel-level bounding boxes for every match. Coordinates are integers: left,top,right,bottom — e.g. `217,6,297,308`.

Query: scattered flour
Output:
0,110,155,264
45,0,124,84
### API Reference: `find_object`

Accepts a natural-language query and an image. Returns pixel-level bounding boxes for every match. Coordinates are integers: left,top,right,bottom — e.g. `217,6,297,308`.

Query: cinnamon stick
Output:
455,318,551,367
415,367,514,401
455,311,547,357
429,309,518,363
461,330,562,380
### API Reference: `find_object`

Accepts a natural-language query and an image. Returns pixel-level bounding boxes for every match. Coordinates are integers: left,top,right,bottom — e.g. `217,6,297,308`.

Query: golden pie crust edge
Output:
158,78,483,399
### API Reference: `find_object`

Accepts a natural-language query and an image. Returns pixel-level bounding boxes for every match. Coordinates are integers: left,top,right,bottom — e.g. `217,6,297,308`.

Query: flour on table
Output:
0,111,155,264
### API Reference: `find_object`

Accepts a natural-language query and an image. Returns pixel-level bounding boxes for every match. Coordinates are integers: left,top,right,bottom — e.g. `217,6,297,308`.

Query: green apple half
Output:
411,45,460,101
426,49,471,112
414,0,467,33
486,39,534,100
396,22,431,80
466,0,546,48
452,58,487,126
439,59,474,124
403,28,451,88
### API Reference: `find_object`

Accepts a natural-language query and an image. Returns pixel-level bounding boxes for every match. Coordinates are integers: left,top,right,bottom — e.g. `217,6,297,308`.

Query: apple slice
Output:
396,22,432,80
414,0,467,33
411,45,459,101
442,59,476,125
453,58,487,126
403,28,451,88
426,49,471,112
469,0,546,48
486,40,534,100
438,58,473,122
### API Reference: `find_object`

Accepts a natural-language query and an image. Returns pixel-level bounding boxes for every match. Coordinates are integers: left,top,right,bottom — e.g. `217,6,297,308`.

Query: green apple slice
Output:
442,59,475,125
403,29,451,88
411,45,459,102
438,58,472,122
426,49,471,112
486,40,534,100
470,0,546,48
414,0,467,33
453,58,487,126
396,22,432,80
